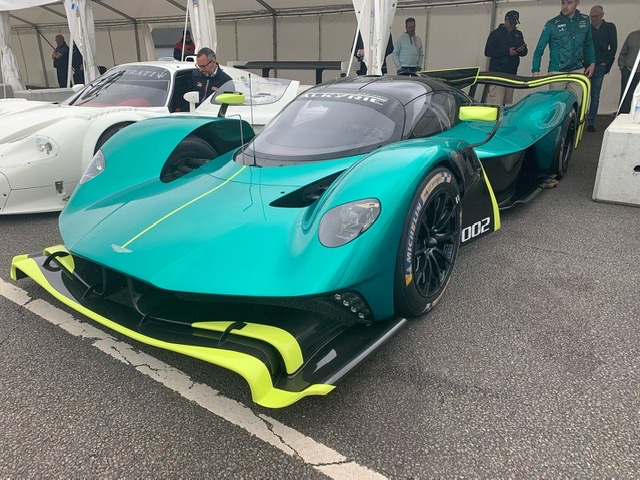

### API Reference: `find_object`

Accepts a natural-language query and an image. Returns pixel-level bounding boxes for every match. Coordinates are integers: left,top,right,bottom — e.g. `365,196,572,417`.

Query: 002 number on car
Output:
461,217,490,243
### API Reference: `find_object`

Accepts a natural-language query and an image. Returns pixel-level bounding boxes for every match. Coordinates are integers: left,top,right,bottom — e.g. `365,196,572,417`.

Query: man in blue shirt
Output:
392,18,424,73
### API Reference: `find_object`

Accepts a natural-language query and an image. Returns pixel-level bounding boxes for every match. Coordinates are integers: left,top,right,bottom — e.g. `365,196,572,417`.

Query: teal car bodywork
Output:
11,71,588,407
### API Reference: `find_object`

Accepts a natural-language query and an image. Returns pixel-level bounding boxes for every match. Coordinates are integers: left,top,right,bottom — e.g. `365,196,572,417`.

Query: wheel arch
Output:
93,121,136,153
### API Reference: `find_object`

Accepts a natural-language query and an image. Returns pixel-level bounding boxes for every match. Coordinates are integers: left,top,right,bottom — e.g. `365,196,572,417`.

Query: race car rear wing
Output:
419,67,590,147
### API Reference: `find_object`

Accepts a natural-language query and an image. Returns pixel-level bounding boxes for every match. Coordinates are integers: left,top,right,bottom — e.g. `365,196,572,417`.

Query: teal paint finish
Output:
61,130,463,320
439,90,575,167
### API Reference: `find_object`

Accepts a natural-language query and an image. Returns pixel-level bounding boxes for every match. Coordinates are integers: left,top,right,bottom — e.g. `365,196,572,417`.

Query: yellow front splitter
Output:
11,248,407,408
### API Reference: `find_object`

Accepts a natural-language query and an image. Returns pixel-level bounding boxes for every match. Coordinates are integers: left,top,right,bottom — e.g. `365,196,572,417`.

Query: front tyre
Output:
553,106,577,179
394,167,461,318
160,136,218,183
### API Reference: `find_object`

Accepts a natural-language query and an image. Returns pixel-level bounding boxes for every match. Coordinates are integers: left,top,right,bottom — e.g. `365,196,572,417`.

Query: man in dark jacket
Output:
354,32,394,75
51,35,70,87
192,47,232,104
72,44,84,85
484,10,528,104
586,5,617,132
173,30,196,61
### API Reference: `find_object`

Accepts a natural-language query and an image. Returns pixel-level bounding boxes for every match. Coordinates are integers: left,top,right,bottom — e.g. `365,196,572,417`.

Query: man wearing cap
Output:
531,0,595,95
586,5,617,131
484,10,528,104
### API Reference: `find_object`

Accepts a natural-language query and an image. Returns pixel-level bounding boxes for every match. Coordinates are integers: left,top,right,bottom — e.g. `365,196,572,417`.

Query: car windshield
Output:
62,65,171,108
236,90,404,165
208,77,295,106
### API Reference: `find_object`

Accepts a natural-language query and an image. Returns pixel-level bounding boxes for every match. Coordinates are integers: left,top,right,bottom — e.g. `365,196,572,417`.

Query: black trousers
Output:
56,67,68,88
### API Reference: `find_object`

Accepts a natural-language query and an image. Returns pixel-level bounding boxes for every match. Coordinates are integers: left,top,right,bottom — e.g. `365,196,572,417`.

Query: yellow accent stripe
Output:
121,165,248,249
11,253,334,408
479,163,501,231
191,321,304,374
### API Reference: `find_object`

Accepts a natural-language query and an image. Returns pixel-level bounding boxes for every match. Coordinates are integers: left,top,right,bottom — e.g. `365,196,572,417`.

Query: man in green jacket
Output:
531,0,596,97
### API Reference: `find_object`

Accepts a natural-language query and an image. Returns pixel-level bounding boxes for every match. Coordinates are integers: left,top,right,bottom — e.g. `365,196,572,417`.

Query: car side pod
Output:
10,246,409,408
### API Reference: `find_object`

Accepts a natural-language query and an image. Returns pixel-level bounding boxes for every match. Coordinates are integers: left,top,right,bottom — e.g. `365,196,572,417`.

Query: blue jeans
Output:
587,64,607,125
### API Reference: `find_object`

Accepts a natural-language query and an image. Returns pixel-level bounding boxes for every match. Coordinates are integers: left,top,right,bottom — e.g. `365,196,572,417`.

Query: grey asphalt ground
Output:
1,115,638,478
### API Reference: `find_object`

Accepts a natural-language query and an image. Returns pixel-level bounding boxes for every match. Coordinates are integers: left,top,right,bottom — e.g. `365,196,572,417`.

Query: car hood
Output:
0,103,163,149
0,99,54,117
60,156,360,297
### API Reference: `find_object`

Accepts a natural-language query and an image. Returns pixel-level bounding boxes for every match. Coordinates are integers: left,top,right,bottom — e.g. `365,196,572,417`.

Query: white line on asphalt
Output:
0,278,386,480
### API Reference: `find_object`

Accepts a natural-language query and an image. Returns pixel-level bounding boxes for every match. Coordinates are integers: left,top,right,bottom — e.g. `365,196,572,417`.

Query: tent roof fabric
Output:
4,0,488,30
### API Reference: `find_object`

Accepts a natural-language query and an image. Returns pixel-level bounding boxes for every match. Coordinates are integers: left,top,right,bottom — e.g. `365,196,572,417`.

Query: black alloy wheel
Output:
395,167,461,318
553,107,577,179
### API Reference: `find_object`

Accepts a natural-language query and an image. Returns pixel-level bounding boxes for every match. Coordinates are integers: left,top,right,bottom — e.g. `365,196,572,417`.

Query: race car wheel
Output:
94,122,134,153
552,106,577,179
160,135,218,183
394,167,461,318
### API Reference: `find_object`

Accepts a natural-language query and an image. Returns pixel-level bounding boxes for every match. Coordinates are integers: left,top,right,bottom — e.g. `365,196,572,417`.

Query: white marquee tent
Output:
0,0,638,113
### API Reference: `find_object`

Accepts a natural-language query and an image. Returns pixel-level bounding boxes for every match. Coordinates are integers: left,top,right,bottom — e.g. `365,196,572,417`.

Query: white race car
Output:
0,61,302,215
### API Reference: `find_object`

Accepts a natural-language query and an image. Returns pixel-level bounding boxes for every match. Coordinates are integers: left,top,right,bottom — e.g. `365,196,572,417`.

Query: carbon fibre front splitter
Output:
11,246,408,408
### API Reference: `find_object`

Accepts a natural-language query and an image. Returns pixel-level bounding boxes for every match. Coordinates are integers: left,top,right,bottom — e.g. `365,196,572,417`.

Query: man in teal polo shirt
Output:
531,0,595,97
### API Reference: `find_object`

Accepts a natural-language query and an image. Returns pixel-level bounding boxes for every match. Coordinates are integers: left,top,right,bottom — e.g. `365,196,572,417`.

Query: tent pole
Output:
182,1,189,60
35,27,49,88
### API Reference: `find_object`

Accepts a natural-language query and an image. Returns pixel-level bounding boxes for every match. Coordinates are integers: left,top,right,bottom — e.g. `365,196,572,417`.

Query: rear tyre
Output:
394,167,461,318
94,123,133,153
553,107,577,179
160,136,218,183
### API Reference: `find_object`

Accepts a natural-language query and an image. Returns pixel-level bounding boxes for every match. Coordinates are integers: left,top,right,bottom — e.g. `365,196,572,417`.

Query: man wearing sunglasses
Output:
192,47,232,103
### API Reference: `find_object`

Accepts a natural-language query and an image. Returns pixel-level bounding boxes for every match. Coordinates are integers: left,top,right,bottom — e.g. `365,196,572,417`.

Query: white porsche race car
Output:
0,61,301,215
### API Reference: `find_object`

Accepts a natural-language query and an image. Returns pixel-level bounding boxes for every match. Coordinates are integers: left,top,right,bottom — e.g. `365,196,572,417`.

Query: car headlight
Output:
319,199,381,247
0,135,60,167
35,136,57,156
80,150,106,184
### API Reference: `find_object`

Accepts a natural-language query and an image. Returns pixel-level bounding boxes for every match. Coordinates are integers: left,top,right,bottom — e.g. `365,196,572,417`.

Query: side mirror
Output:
459,104,503,148
72,84,85,92
183,91,199,113
459,105,499,122
214,92,245,118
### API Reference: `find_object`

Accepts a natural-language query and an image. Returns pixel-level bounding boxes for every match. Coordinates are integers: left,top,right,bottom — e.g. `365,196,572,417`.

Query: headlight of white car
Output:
0,135,60,167
319,199,381,247
80,150,106,184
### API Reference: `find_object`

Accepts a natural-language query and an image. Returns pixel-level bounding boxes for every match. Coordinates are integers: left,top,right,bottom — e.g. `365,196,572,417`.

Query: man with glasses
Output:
531,0,596,96
192,47,232,104
586,5,617,131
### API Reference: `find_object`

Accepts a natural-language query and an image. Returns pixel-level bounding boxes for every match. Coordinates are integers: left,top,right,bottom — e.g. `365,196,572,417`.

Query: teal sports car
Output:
11,70,589,408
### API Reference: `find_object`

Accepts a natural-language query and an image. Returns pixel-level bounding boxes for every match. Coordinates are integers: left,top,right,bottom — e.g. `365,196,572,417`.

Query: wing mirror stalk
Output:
183,91,199,113
459,105,503,148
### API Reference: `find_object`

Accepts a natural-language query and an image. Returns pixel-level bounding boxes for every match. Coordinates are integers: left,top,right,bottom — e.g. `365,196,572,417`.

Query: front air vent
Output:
270,171,344,208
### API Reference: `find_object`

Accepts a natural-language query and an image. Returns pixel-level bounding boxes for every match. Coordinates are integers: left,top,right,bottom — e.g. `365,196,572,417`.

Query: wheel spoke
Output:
400,171,462,311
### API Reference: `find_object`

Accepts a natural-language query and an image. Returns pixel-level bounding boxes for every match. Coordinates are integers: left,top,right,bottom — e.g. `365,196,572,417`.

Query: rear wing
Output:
418,68,591,146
